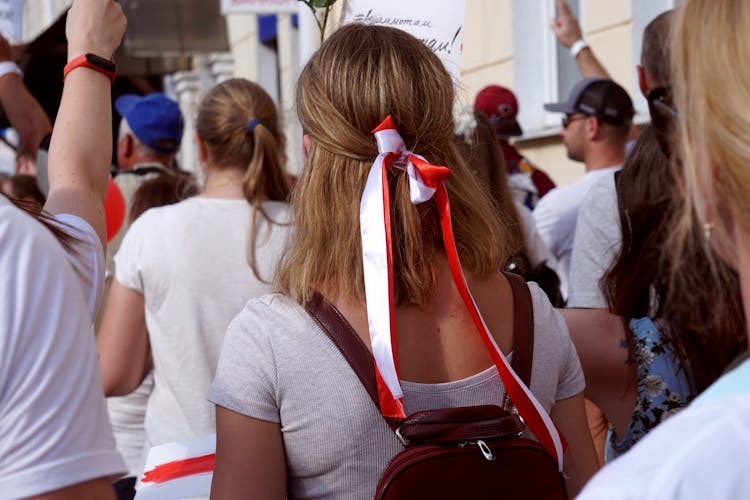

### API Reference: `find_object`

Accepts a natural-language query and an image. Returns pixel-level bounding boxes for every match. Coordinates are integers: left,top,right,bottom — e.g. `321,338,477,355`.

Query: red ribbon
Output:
369,116,565,465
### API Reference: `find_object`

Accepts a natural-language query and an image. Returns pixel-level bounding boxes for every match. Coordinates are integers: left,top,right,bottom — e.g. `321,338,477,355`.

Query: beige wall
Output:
460,0,635,187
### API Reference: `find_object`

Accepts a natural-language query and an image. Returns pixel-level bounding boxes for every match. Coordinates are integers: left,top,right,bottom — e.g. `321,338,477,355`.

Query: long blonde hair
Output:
196,78,290,280
669,0,750,325
278,24,513,306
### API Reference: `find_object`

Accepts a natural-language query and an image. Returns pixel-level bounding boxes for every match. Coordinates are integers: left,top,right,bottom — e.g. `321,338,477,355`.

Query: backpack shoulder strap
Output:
305,276,534,416
503,272,534,387
305,292,398,429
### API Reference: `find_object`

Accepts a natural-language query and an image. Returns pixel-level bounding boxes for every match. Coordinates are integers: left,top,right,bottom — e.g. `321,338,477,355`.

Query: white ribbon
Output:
360,123,564,469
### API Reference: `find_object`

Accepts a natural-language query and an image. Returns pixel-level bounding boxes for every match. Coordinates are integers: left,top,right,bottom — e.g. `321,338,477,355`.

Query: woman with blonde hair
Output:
579,0,750,497
209,24,597,498
97,78,291,463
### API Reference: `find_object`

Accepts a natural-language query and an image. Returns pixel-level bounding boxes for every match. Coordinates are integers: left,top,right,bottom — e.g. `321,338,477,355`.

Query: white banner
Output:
343,0,467,82
221,0,299,15
0,0,22,43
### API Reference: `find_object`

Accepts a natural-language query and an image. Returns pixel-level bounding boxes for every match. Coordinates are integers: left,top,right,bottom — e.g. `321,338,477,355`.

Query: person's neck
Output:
201,167,245,199
583,148,624,173
123,155,172,170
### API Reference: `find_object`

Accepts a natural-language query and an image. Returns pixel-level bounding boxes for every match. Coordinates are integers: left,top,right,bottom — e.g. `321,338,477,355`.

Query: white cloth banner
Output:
221,0,298,15
0,0,22,43
343,0,467,82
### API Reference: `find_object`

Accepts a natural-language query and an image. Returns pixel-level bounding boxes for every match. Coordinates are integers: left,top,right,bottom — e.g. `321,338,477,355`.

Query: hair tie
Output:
246,118,260,134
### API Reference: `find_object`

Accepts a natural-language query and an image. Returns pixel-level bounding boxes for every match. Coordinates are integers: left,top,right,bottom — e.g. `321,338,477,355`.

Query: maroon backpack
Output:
306,272,567,500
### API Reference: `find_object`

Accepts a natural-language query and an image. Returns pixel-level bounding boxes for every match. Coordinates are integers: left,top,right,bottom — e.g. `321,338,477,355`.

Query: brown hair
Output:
605,126,746,390
129,173,198,223
195,78,290,280
2,174,46,210
279,24,512,306
455,110,527,269
640,10,674,88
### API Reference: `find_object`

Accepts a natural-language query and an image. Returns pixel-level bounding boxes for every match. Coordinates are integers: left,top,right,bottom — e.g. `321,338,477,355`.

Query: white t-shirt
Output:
209,283,585,498
567,171,620,308
578,358,750,499
515,200,561,274
0,197,125,498
114,197,291,453
533,166,620,298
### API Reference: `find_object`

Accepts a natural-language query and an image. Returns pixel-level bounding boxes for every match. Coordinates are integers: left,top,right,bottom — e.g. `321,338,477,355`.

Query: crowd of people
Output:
1,0,750,498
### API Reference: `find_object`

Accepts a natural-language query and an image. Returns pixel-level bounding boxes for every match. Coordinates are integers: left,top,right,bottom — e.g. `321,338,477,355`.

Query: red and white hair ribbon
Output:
359,115,565,470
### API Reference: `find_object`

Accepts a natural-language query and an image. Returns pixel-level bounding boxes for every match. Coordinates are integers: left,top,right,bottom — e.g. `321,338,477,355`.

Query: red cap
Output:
474,85,523,137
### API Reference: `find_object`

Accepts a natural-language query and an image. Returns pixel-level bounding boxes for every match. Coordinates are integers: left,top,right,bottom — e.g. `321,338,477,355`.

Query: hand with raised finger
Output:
66,0,127,62
551,0,583,48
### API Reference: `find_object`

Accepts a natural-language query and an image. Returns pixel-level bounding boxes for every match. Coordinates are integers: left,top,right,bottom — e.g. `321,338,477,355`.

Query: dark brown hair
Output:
454,110,527,270
2,174,46,209
604,126,746,390
129,173,198,224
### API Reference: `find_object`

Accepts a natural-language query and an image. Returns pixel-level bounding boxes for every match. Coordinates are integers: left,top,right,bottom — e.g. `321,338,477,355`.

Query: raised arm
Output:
551,0,610,79
0,35,52,157
43,0,126,250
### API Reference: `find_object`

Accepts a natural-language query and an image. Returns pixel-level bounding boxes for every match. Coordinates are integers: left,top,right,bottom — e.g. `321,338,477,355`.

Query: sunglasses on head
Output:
646,86,678,160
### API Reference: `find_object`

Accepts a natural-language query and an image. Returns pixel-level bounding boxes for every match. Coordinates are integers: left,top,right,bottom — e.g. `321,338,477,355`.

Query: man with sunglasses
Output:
533,77,634,300
566,10,673,310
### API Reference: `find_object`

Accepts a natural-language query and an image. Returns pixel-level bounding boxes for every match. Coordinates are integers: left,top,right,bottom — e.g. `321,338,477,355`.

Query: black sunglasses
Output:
646,86,678,160
561,114,588,128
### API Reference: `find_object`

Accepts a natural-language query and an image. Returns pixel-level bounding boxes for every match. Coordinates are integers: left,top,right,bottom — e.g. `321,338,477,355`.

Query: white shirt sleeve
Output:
577,395,750,500
52,213,105,319
113,211,149,293
0,202,125,498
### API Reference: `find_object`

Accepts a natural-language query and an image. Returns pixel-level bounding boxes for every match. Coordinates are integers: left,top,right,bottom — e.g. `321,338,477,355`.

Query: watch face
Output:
85,53,116,72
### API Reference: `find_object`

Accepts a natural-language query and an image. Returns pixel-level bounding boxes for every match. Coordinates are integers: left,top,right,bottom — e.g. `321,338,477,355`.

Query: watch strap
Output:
63,53,116,83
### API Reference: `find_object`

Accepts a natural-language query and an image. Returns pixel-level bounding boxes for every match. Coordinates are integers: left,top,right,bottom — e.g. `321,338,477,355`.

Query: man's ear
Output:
121,134,134,158
586,115,600,141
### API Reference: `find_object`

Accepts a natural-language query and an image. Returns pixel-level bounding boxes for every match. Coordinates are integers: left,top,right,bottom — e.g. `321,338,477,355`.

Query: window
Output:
512,0,582,137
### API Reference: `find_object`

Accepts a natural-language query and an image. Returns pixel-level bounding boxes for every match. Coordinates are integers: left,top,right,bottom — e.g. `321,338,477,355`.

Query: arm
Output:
97,279,150,396
43,0,126,250
29,478,116,500
551,0,610,79
549,392,600,497
559,308,636,435
0,35,52,157
211,406,287,499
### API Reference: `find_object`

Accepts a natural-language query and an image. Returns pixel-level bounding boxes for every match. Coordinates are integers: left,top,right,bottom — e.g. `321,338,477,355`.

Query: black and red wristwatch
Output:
63,53,117,83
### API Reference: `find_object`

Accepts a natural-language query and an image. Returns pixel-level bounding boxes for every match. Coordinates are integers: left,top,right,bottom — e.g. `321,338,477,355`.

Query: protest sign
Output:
343,0,467,81
135,434,216,500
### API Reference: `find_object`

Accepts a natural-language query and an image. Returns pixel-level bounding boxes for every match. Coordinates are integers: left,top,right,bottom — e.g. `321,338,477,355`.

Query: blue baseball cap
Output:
115,93,184,154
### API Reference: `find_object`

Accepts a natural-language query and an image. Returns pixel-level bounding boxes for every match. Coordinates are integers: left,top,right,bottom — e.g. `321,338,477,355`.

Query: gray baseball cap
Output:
544,77,634,126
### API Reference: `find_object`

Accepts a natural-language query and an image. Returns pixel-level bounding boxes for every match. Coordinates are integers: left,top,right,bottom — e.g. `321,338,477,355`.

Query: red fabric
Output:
141,454,215,484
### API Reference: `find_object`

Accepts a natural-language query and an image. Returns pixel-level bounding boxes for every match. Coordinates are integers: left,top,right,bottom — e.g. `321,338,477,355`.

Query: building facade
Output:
20,1,677,185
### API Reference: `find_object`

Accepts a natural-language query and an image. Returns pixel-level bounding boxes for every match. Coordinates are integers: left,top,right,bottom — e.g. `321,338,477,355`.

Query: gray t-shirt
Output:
209,282,584,499
568,171,621,308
